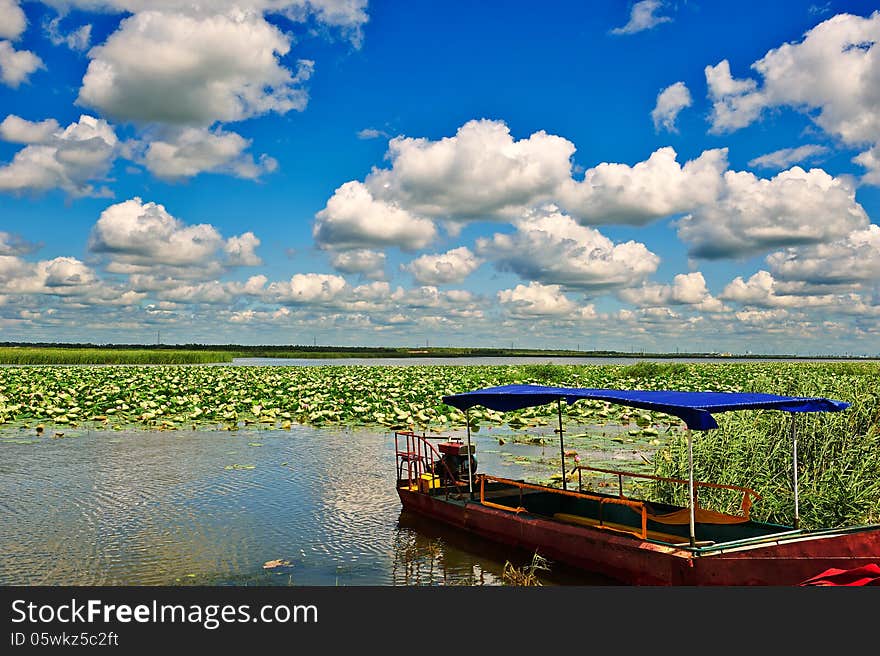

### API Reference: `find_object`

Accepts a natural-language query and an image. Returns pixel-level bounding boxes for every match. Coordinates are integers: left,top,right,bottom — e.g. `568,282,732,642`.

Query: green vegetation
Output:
0,360,877,528
0,347,234,365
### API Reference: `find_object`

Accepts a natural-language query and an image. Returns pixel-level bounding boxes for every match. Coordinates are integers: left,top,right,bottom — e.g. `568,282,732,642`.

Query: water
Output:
0,423,641,586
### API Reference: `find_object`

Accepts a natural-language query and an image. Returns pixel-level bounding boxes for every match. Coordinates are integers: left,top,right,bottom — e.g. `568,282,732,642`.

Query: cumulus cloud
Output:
139,127,278,180
558,147,728,225
77,10,314,125
705,12,880,144
0,115,60,143
705,60,762,133
223,231,262,266
676,166,868,258
319,120,873,266
0,0,26,40
0,40,43,87
0,114,117,197
329,249,386,279
618,272,726,312
403,247,481,285
88,197,262,277
766,225,880,284
498,281,595,319
651,81,691,132
366,119,575,222
0,253,142,305
314,181,437,251
720,270,838,308
748,144,830,170
268,272,348,305
610,0,672,36
477,209,658,290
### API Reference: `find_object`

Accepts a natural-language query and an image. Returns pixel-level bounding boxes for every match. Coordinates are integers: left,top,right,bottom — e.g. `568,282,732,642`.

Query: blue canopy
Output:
441,384,850,430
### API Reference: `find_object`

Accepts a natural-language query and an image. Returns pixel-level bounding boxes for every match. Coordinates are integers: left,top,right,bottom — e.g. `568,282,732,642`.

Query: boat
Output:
394,384,880,585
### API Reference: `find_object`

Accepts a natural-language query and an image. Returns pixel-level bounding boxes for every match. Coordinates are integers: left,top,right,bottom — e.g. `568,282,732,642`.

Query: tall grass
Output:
0,348,234,365
651,367,880,528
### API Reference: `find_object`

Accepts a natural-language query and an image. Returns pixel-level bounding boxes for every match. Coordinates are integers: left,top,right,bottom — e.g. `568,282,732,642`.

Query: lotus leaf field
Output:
1,360,878,529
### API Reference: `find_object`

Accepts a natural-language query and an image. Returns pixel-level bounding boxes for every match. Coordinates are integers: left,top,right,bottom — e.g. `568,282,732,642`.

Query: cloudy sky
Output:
1,0,879,354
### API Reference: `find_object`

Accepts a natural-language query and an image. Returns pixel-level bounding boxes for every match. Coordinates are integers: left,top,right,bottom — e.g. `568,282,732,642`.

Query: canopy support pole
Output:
557,398,567,491
465,407,474,500
791,413,799,529
687,430,696,548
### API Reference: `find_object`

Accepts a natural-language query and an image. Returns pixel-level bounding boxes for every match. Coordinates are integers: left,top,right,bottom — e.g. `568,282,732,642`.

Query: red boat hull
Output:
398,488,880,585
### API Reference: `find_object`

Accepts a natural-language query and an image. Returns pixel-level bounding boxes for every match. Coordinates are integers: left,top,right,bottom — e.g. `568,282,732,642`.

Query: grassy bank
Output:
0,347,234,364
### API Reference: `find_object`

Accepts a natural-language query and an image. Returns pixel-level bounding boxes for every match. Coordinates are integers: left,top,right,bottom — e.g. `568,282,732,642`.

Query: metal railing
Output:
569,464,761,521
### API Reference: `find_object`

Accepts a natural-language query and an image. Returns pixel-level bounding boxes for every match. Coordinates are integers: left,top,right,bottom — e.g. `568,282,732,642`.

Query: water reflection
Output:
0,423,633,586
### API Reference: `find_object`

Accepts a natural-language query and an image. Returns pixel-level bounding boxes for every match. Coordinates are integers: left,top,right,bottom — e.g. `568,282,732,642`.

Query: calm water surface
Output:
0,423,640,586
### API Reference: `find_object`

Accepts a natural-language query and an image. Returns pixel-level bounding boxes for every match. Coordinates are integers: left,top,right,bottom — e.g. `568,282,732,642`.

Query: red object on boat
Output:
799,564,880,586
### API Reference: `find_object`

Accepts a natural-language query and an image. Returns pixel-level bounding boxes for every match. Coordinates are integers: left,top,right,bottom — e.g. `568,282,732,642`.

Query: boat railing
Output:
394,430,466,499
477,474,650,539
569,464,761,521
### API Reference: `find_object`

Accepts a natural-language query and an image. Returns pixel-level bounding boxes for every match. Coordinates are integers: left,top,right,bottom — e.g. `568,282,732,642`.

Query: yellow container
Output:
419,473,440,493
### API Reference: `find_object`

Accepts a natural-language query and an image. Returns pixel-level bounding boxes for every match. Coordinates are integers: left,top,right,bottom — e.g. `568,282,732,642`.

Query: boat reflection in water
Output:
392,510,618,586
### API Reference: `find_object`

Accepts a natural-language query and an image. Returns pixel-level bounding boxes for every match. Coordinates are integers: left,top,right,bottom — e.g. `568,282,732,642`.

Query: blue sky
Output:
1,0,879,354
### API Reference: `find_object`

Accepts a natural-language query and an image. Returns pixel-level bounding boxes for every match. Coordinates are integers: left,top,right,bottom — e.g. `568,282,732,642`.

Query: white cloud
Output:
619,272,726,312
89,197,223,267
853,145,880,185
477,209,659,290
610,0,672,36
268,272,348,305
720,270,838,308
748,144,829,169
77,10,314,125
0,114,117,197
705,60,762,133
140,127,277,180
329,249,386,279
766,225,880,284
223,231,262,266
498,281,594,318
705,12,880,144
651,81,691,132
367,119,575,222
39,1,370,44
88,197,261,276
44,16,92,51
0,0,26,40
0,231,37,255
0,40,43,87
0,115,60,143
676,166,868,258
558,147,728,225
356,127,386,139
313,180,437,251
0,253,142,305
404,246,481,285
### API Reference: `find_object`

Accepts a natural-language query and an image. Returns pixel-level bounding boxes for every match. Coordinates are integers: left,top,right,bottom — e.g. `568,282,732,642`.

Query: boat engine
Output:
436,438,477,485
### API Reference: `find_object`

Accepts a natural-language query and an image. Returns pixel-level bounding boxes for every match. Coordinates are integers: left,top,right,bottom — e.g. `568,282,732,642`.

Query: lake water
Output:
0,422,645,586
